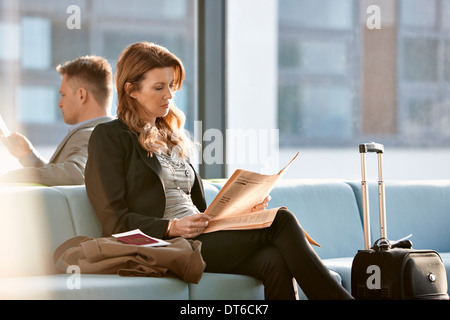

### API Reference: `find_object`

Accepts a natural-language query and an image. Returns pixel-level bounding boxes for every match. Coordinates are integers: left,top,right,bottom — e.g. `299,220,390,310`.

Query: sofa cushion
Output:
188,272,264,300
54,182,220,239
265,180,364,259
0,186,76,277
323,257,354,292
188,270,343,300
296,268,343,300
0,274,189,299
202,180,221,206
53,186,102,238
347,181,450,252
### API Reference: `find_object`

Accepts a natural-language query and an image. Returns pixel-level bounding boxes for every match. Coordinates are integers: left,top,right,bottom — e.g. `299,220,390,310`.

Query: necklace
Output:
157,151,192,200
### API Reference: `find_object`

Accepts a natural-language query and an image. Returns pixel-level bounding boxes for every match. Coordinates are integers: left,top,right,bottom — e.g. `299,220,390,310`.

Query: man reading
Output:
0,55,113,186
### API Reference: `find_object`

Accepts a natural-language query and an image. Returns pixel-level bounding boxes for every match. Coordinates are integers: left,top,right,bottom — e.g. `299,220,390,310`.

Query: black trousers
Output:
195,209,353,300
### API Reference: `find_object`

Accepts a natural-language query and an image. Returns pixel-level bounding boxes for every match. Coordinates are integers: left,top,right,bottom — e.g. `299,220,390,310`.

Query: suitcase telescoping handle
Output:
359,142,387,250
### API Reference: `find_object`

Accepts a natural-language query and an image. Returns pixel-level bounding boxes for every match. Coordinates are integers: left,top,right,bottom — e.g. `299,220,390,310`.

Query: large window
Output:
0,0,197,150
2,0,450,180
398,0,450,146
278,0,359,147
278,0,450,148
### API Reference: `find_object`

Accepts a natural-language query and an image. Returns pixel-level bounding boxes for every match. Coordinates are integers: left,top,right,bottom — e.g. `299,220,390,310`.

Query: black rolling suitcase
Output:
351,142,449,300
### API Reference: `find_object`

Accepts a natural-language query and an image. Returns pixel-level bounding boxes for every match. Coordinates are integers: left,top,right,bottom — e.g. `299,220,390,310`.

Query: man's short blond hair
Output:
57,55,113,108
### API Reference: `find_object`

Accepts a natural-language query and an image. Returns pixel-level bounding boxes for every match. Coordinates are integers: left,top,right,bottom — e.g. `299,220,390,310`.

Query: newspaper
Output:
0,114,10,138
202,152,320,246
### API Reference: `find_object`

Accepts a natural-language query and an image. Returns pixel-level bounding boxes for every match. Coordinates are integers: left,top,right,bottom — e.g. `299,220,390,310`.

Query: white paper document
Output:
0,114,10,137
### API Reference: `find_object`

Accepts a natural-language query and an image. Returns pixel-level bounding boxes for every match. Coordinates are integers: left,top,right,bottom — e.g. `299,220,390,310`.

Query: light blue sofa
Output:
0,179,448,299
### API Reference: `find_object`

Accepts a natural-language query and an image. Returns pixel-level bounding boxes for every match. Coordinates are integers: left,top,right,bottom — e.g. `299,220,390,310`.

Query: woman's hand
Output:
168,213,211,238
251,195,271,212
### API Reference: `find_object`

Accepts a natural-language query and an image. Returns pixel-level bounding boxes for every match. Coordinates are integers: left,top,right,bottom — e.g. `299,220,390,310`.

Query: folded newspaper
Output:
202,152,320,246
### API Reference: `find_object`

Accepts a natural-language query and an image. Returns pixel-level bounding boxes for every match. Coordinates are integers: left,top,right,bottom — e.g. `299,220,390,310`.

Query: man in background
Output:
0,55,113,185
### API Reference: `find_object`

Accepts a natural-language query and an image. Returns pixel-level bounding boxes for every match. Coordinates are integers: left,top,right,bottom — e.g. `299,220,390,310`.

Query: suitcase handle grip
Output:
359,142,384,154
372,238,413,252
372,238,391,251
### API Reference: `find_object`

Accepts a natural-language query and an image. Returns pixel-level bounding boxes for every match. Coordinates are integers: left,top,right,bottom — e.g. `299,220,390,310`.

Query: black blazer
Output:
85,119,207,238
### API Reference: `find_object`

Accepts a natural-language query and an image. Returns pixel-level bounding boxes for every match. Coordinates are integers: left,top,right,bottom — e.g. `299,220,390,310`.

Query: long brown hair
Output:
116,41,193,158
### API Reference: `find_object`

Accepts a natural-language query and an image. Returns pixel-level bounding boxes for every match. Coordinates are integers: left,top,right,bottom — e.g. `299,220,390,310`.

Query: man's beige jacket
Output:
1,116,112,186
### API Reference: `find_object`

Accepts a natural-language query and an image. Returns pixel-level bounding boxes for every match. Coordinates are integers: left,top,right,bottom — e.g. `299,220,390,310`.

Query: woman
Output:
85,41,353,300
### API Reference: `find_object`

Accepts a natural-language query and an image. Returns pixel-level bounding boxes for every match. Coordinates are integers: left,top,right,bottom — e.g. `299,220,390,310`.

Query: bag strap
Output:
53,236,93,270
